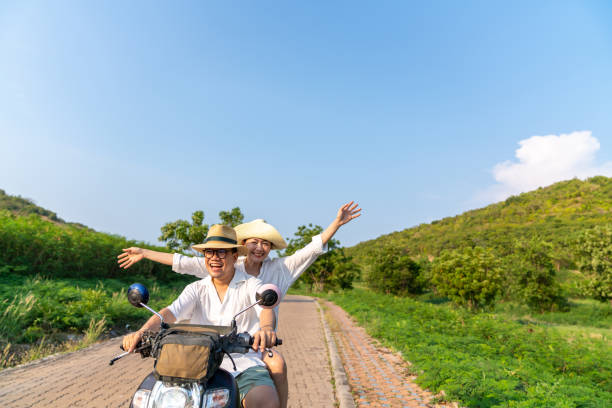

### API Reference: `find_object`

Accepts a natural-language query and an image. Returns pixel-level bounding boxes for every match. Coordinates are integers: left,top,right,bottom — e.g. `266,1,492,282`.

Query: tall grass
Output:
0,272,191,370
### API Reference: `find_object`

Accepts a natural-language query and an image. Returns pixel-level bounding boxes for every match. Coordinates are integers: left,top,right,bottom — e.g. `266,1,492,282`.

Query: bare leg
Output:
263,350,288,408
243,385,280,408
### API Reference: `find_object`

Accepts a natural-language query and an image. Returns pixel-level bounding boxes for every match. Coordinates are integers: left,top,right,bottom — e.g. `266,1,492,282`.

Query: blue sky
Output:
1,1,611,248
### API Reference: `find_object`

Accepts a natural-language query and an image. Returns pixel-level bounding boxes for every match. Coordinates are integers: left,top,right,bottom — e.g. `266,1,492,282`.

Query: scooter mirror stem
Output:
232,299,262,322
140,302,166,327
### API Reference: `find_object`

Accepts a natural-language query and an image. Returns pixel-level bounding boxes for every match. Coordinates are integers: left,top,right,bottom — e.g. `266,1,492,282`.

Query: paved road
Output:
0,295,334,408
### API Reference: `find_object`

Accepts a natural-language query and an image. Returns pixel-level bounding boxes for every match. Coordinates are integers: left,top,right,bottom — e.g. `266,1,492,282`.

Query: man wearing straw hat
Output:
118,201,362,407
122,225,280,408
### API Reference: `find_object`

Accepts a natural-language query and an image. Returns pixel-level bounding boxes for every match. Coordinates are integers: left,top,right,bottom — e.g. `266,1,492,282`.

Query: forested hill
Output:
0,189,64,222
347,176,612,267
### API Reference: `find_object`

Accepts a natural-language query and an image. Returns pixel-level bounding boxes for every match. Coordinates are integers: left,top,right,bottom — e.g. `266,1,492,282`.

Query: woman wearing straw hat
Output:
118,201,361,408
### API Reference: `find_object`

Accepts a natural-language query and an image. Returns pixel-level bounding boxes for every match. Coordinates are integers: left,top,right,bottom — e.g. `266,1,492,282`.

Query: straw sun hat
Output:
234,219,287,250
192,224,248,256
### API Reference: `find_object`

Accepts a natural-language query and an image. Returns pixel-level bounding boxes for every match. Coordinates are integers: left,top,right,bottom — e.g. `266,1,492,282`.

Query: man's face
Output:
204,248,238,281
244,238,272,262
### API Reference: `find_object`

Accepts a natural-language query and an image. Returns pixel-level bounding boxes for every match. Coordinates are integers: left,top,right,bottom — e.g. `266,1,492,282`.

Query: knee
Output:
244,385,280,408
264,350,287,376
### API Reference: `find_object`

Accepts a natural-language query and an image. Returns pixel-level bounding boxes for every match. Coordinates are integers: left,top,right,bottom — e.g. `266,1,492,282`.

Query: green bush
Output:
365,246,426,295
574,224,612,302
506,237,568,311
431,246,503,310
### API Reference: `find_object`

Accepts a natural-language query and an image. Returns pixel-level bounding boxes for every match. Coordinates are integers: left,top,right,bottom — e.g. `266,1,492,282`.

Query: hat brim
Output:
235,220,287,250
192,242,248,257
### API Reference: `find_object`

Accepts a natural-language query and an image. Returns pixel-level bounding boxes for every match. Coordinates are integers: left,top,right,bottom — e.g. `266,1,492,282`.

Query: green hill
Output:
348,176,612,268
0,189,64,222
0,188,173,279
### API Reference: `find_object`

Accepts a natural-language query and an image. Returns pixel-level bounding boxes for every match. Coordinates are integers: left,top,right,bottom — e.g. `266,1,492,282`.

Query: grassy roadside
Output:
0,272,195,369
290,287,612,407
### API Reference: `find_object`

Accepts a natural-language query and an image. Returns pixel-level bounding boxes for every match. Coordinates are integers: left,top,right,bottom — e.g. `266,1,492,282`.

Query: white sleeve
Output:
281,234,328,284
167,283,198,322
172,253,209,278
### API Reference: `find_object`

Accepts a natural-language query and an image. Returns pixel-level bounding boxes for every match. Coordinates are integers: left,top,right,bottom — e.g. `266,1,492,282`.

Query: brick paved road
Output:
278,296,335,408
0,295,335,408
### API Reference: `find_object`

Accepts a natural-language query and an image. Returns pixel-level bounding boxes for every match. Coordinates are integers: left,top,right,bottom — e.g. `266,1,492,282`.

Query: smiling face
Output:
244,238,272,263
204,248,239,283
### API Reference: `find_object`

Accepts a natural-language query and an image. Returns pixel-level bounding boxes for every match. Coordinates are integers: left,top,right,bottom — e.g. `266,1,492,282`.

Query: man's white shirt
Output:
167,269,265,376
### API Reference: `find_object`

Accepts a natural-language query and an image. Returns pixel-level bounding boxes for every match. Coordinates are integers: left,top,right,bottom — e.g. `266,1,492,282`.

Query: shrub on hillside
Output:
574,224,612,302
506,237,568,312
431,246,503,310
366,246,426,296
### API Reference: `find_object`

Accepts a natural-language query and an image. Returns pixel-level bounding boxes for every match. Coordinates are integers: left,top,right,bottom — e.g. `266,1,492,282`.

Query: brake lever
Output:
109,343,150,365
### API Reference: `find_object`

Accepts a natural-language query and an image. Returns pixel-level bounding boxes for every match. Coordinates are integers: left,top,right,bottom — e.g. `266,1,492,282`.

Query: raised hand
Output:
335,201,362,227
118,247,145,269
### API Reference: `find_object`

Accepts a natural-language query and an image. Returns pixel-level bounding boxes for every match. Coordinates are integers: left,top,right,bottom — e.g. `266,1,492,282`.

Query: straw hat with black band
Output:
192,224,248,256
234,219,288,250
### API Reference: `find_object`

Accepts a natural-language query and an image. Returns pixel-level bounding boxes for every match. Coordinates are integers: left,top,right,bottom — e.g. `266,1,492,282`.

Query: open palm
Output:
117,247,144,269
336,201,362,226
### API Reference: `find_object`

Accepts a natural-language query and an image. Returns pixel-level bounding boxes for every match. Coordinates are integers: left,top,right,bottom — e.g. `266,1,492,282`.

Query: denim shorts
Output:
236,365,275,403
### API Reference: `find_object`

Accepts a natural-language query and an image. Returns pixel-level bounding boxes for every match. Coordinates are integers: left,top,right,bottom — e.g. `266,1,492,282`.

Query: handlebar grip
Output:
120,345,125,351
246,336,283,347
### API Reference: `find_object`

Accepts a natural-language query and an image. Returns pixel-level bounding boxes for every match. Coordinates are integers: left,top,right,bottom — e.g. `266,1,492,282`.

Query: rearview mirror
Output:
127,283,149,307
256,284,281,308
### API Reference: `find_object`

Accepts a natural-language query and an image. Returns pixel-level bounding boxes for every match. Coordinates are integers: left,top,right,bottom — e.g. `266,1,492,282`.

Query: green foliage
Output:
431,246,503,310
574,224,612,302
323,288,612,407
159,210,209,252
507,237,568,312
218,207,244,227
0,211,174,279
365,245,426,295
159,207,245,252
282,224,360,291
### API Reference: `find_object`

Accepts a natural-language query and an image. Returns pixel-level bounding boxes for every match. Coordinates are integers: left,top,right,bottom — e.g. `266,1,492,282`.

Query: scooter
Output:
110,283,282,408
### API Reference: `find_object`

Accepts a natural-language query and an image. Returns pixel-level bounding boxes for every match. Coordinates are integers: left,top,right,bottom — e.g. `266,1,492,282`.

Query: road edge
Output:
316,299,356,408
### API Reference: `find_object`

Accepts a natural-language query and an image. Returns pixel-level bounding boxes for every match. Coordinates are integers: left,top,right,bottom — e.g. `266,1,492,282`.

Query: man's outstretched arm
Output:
118,247,174,269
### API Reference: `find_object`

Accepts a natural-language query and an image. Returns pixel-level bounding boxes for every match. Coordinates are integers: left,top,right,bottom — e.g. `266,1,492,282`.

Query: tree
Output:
574,224,612,302
366,245,426,296
431,246,503,311
219,207,244,227
159,207,245,252
282,224,360,291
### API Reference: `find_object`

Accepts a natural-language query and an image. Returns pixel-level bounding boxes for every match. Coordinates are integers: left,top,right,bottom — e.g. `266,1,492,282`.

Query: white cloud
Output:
479,131,612,203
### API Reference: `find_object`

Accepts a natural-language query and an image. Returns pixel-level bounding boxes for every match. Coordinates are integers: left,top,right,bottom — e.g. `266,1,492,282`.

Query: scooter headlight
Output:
203,388,230,408
132,389,151,408
150,382,201,408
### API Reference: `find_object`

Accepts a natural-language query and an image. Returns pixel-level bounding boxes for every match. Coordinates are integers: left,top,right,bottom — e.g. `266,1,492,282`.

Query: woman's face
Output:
244,238,272,262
